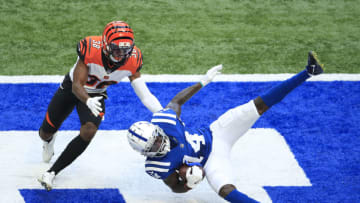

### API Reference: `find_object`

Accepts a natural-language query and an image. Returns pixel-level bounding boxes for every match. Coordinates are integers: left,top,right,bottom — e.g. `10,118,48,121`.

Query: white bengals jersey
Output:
69,36,143,93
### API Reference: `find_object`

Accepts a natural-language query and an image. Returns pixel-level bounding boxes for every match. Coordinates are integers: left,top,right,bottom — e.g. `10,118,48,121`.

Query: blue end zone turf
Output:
19,189,125,203
1,81,359,202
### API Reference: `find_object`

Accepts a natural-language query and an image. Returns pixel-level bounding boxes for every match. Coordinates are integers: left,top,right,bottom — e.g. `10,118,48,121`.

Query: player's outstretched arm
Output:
166,64,222,117
129,71,163,113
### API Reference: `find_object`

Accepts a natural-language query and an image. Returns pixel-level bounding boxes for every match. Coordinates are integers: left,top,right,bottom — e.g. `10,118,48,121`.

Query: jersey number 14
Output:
185,131,205,153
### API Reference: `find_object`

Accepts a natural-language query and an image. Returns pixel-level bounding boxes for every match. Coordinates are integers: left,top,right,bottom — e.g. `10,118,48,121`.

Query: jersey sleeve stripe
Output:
88,37,92,55
145,167,169,172
136,52,140,64
77,39,87,61
145,161,171,166
153,112,177,118
136,52,143,72
151,118,176,125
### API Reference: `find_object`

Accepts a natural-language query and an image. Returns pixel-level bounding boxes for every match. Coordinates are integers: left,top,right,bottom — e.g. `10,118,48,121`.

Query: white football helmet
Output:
127,121,170,158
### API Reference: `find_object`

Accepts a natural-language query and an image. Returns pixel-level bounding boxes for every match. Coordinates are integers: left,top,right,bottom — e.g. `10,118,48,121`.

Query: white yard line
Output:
0,129,311,203
0,74,359,83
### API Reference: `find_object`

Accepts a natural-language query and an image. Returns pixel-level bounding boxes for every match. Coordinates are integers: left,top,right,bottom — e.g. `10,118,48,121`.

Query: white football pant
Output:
204,100,260,193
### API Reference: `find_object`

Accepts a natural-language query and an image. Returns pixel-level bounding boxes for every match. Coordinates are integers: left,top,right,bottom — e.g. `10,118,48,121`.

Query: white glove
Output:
200,64,223,87
86,96,103,117
185,165,204,189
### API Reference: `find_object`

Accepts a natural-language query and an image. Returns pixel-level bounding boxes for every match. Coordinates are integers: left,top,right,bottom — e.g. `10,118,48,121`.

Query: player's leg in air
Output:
205,51,324,202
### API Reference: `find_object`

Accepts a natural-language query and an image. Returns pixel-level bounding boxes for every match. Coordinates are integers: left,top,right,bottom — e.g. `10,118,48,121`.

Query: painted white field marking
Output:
0,129,310,203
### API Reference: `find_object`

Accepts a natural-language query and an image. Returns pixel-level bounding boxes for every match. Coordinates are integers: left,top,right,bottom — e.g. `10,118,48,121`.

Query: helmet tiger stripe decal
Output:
102,21,135,64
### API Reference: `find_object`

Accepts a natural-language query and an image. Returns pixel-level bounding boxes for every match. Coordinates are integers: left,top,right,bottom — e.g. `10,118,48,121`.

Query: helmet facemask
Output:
107,40,134,63
127,121,170,158
144,127,170,158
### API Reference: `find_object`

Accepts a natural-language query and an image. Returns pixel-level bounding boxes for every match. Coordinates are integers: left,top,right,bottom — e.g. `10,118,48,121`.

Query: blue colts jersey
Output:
145,108,213,180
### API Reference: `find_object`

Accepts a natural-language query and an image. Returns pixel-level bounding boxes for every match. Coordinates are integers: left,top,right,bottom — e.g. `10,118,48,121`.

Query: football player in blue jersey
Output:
127,51,324,203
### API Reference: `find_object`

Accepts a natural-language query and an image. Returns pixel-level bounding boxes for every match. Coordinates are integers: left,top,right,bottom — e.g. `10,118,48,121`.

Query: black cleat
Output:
306,51,324,76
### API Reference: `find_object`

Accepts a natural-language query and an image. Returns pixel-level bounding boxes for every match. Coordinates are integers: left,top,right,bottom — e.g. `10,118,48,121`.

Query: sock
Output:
224,189,259,203
49,135,90,175
260,70,310,108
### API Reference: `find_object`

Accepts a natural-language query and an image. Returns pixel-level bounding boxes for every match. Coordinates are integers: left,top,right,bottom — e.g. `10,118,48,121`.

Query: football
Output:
178,164,205,181
178,164,190,180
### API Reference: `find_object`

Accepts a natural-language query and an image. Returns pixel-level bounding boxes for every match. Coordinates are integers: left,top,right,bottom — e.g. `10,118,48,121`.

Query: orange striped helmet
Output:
102,21,135,64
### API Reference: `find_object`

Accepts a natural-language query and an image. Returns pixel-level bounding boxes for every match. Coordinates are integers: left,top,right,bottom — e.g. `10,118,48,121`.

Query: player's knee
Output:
219,184,236,198
39,128,54,141
80,122,98,142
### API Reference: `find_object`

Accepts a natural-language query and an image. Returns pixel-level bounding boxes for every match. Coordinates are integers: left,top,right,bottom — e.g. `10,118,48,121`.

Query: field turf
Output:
1,0,359,75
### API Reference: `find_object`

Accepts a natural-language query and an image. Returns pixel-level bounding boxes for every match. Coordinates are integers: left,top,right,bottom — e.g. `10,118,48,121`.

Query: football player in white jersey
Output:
38,21,163,191
127,51,324,202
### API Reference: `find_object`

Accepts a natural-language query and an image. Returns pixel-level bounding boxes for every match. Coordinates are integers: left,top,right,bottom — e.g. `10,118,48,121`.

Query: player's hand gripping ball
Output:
179,163,205,189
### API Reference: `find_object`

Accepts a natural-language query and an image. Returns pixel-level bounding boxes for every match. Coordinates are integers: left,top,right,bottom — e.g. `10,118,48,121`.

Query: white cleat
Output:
42,134,57,163
38,171,56,191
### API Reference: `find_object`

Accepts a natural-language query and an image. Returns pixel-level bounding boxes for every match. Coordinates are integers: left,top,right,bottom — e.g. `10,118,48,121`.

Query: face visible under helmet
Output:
102,21,135,65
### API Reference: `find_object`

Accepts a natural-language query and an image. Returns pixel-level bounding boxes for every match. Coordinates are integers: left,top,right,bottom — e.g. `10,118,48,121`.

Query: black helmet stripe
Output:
105,26,133,37
107,31,134,41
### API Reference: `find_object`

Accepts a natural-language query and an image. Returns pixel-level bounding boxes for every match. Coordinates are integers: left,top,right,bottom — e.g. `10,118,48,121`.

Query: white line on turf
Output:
0,73,359,83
